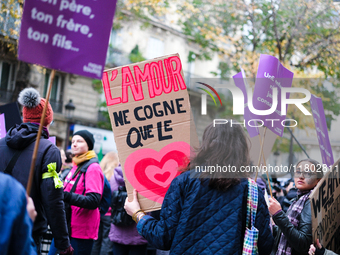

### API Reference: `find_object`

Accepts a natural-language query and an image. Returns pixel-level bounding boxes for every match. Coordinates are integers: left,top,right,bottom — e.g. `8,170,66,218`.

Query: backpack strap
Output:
70,168,83,193
246,178,258,228
4,139,36,176
79,158,99,173
79,157,99,195
4,150,23,175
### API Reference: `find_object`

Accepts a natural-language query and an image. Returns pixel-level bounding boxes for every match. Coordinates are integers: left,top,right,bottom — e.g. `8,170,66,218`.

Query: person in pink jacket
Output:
108,164,148,255
49,130,104,255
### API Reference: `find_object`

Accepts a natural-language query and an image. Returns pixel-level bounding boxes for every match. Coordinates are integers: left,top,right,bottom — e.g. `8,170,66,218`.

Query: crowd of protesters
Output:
0,87,338,255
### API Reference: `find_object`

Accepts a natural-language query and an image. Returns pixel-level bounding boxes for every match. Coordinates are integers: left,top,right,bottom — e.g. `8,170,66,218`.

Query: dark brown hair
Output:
182,122,251,191
296,158,324,179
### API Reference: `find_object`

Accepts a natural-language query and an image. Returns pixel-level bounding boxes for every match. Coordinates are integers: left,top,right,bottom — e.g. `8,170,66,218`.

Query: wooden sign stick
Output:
255,127,273,197
254,134,261,182
26,70,55,195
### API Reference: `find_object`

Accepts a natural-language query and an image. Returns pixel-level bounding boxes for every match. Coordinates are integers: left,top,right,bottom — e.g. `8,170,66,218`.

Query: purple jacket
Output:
108,164,148,245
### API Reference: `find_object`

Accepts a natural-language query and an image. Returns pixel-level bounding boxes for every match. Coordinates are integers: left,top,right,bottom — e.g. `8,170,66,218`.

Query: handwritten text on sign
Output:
311,160,340,253
19,0,116,79
102,56,186,105
102,56,187,148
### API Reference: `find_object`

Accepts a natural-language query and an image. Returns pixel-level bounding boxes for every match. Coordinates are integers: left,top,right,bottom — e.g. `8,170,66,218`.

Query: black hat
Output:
73,130,95,150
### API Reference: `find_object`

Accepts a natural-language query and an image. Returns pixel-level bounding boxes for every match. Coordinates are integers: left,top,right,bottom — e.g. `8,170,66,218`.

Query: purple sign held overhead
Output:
251,55,294,137
0,114,6,139
310,95,334,166
18,0,117,79
233,69,259,138
48,136,56,145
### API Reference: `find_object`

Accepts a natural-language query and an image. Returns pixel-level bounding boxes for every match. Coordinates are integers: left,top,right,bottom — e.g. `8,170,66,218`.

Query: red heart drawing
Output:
124,141,191,204
154,172,170,182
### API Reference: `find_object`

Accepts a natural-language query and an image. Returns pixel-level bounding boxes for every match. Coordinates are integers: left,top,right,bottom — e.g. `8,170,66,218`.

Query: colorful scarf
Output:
72,150,97,165
275,190,312,255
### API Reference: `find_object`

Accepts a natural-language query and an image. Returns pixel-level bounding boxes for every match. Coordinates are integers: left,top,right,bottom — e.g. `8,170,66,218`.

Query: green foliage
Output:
188,51,196,63
92,79,103,94
0,0,22,39
177,0,340,130
129,45,145,63
273,136,303,154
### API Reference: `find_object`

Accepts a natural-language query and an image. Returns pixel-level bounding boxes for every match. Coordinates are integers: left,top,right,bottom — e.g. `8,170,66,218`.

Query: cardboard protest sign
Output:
251,54,294,137
102,54,198,211
0,114,6,139
0,102,22,131
310,158,340,253
18,0,116,79
233,69,260,138
310,94,334,166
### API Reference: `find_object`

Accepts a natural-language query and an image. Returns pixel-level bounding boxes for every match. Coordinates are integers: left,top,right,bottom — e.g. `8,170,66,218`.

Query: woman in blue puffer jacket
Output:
125,122,274,255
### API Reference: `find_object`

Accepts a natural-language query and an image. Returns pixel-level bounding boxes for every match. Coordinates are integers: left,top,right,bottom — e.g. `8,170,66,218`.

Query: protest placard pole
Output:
256,127,267,181
255,134,268,180
254,135,261,182
26,70,55,195
255,127,273,197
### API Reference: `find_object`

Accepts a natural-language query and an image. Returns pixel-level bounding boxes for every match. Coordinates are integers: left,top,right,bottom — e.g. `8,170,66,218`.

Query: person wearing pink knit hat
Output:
0,87,73,255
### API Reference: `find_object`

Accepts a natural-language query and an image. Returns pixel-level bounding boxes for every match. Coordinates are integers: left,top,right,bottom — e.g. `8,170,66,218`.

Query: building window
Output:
106,29,129,66
44,71,64,113
109,29,123,48
0,61,16,91
146,37,164,59
0,61,16,102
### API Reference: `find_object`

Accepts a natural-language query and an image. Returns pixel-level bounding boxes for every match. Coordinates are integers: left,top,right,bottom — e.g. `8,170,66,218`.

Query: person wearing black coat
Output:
0,88,73,255
268,159,323,255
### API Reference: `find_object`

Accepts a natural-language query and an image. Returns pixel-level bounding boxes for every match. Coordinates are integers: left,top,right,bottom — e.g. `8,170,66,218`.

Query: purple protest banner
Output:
48,136,56,145
0,113,6,139
233,69,259,138
250,55,294,137
310,94,334,166
18,0,117,79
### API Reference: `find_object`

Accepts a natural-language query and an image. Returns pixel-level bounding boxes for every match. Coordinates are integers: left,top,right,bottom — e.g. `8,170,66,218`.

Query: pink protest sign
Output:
18,0,117,79
251,55,294,137
233,69,259,138
124,141,191,204
0,114,6,139
310,94,334,166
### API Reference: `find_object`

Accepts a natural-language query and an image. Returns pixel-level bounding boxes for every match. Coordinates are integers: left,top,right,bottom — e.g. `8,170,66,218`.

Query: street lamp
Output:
65,99,76,119
64,99,76,150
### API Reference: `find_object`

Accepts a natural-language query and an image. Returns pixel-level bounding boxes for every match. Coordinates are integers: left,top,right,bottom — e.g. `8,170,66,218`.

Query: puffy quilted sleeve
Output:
255,187,274,255
137,174,186,250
